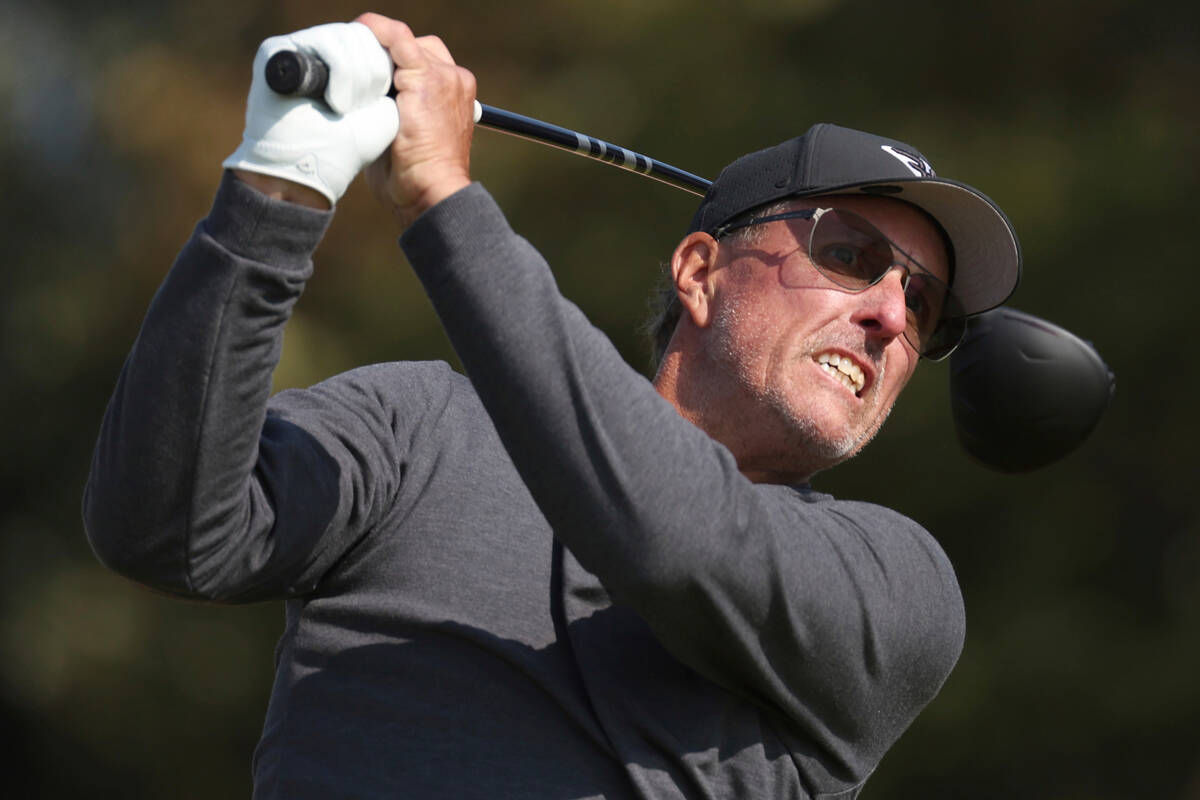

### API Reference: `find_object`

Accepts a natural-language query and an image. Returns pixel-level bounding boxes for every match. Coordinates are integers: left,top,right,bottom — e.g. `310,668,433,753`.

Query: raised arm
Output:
84,175,337,600
401,186,964,753
365,16,965,757
83,22,412,602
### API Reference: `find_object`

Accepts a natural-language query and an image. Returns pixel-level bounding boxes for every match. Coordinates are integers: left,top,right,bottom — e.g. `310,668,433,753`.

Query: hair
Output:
643,199,797,372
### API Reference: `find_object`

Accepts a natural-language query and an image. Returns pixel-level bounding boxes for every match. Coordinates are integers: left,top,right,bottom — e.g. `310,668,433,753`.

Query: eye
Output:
904,275,942,330
826,244,858,265
816,243,870,281
905,289,928,318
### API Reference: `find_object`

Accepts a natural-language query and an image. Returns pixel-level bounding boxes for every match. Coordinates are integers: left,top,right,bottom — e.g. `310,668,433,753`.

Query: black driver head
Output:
950,307,1115,472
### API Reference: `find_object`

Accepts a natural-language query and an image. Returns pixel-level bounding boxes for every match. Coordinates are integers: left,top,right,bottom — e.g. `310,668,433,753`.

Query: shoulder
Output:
276,359,469,397
761,483,965,652
268,360,484,428
774,485,955,574
825,495,958,586
321,360,470,395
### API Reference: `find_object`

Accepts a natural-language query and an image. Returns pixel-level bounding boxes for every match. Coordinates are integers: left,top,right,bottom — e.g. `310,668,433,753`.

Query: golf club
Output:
950,308,1115,472
265,50,710,195
264,49,1115,472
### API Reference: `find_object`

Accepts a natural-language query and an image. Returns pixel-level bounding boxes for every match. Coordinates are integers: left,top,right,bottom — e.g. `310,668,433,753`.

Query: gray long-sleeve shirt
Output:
84,172,965,799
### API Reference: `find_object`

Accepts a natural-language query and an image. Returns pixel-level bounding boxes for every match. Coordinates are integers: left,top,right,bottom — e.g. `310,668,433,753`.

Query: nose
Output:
851,266,910,345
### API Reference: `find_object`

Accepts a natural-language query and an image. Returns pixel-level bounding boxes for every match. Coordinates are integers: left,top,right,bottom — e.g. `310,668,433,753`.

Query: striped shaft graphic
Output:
480,104,709,196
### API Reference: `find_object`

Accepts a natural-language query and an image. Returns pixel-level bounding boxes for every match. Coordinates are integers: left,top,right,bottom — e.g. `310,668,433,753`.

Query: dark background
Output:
4,0,1197,796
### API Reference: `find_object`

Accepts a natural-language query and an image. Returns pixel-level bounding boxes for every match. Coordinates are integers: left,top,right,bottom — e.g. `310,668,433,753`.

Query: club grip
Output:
265,50,328,98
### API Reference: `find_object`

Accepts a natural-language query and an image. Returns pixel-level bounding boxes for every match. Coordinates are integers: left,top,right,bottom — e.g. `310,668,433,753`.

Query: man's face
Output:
699,194,951,481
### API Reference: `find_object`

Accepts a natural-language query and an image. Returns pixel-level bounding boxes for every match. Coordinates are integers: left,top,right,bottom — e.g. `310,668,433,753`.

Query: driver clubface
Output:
950,307,1115,472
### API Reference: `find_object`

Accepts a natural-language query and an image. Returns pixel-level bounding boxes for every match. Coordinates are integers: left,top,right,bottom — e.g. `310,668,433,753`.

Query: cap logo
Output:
880,145,935,178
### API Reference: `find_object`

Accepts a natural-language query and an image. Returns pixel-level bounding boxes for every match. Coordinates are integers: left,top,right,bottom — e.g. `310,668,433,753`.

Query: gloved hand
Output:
223,21,400,207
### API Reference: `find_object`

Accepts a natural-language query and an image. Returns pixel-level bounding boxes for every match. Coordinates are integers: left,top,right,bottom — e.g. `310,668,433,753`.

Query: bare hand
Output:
357,13,477,230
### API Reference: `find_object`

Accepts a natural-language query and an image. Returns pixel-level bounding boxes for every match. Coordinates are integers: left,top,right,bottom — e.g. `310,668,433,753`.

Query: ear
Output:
670,232,721,328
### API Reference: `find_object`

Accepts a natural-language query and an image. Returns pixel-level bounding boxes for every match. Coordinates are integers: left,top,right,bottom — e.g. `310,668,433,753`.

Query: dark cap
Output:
688,123,1021,316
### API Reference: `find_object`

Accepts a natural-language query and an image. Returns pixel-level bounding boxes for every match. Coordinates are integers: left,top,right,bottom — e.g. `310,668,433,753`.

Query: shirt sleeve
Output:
82,172,409,602
400,183,965,754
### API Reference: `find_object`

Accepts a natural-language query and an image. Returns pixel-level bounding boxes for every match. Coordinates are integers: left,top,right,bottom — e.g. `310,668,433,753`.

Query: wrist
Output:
398,175,473,229
232,169,333,210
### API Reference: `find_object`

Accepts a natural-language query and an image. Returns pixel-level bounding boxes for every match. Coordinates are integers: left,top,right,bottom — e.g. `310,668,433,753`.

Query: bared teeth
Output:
816,352,865,395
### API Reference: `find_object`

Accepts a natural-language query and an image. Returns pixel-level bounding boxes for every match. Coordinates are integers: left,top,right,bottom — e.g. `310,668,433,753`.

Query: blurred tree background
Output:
2,0,1196,796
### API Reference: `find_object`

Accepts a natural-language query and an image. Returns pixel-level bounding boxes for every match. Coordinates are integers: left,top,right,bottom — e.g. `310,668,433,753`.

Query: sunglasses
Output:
714,207,966,361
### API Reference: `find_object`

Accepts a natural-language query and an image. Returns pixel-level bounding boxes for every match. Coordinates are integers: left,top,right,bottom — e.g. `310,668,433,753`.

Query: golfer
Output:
85,13,1020,799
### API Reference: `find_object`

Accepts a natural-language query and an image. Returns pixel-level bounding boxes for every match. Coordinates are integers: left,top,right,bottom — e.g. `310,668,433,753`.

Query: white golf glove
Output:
223,21,400,206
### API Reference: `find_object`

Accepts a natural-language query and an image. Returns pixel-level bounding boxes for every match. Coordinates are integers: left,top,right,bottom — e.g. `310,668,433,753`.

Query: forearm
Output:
402,185,704,581
83,171,333,599
402,185,802,653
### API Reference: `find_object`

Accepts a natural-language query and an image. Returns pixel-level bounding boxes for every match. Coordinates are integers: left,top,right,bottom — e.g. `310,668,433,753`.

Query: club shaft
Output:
475,104,710,195
264,50,711,196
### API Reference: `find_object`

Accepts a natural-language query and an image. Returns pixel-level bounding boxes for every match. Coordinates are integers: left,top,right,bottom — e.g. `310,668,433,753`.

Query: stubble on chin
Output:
707,301,894,474
760,375,893,473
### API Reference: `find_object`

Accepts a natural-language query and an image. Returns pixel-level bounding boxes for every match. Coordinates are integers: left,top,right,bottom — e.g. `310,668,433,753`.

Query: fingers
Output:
354,13,476,114
354,13,454,70
351,13,476,227
355,13,419,71
354,12,412,48
415,35,455,65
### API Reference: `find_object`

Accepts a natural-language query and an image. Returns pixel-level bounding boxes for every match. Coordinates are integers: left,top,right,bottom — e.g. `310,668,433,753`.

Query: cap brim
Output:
798,178,1022,316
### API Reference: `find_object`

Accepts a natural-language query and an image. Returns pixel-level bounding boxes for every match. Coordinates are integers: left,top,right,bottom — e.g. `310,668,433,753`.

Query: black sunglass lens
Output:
914,289,966,359
810,211,893,286
920,314,967,360
904,274,947,338
807,208,965,359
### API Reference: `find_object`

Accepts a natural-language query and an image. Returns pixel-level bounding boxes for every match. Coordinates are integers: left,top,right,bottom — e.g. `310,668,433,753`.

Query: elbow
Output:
81,471,192,595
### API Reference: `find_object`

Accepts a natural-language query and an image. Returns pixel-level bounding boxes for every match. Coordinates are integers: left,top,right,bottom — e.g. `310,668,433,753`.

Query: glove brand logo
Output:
880,145,935,178
297,155,317,175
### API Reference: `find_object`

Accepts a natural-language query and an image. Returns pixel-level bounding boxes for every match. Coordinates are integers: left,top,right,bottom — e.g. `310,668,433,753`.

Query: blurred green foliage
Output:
3,0,1197,796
